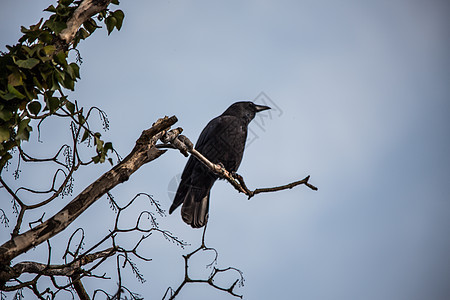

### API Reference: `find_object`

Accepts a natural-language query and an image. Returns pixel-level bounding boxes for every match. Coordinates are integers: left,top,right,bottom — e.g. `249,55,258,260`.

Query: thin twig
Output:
166,226,243,300
158,130,318,200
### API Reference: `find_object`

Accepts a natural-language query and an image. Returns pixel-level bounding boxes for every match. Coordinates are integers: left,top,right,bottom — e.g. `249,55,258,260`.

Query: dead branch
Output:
0,248,116,285
2,189,187,298
235,173,318,199
1,114,316,298
164,227,244,300
0,116,177,265
70,272,90,300
158,130,318,200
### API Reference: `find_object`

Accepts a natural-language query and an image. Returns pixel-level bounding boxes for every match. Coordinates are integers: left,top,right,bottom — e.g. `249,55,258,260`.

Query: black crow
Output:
169,101,271,228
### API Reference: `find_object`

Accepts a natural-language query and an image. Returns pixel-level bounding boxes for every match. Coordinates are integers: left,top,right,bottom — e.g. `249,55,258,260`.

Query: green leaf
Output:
18,33,28,43
78,114,86,126
111,0,120,5
33,76,44,91
113,10,125,30
92,155,100,163
63,75,75,90
83,18,100,34
0,92,18,101
28,101,42,116
81,129,89,142
20,44,32,55
65,101,75,114
54,51,68,67
65,65,74,80
22,85,36,101
104,142,113,152
28,18,43,31
60,0,74,6
57,66,65,80
20,21,43,44
38,31,53,43
94,136,103,151
15,58,40,69
44,5,57,12
28,43,43,57
45,19,67,35
8,71,23,86
56,6,71,17
0,127,10,143
0,109,13,122
16,119,32,141
7,84,25,99
105,16,117,35
39,64,53,81
46,96,60,113
69,63,80,79
43,45,56,56
47,76,56,91
78,28,90,40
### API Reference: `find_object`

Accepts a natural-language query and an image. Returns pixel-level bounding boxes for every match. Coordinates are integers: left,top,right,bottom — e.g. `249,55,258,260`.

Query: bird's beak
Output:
254,104,271,112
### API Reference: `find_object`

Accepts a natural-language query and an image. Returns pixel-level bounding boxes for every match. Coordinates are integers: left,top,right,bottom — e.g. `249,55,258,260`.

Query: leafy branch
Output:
0,0,125,170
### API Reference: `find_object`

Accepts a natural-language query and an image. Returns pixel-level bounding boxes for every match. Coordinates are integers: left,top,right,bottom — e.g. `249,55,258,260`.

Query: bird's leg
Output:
216,162,234,180
233,173,254,198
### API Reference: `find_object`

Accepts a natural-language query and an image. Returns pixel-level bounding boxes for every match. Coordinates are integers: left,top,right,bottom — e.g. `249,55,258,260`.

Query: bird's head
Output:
222,101,271,124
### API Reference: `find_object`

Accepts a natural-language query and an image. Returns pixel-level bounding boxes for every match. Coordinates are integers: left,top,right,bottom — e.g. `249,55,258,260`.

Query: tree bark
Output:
0,116,177,266
59,0,113,44
0,247,116,284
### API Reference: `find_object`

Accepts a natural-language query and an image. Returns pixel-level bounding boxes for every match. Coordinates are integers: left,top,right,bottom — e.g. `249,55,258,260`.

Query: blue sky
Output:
1,0,449,299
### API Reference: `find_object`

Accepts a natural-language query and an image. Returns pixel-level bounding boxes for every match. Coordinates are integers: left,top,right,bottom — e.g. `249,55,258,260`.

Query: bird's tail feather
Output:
169,180,188,214
181,188,210,228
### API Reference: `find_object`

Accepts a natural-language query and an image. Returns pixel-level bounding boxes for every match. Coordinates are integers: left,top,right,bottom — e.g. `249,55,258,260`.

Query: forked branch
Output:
0,248,116,286
158,129,318,199
0,116,177,265
164,226,244,300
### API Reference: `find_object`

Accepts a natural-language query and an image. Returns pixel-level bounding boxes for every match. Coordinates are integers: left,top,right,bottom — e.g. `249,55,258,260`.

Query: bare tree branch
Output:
1,114,317,298
164,226,244,300
0,1,318,298
235,173,318,198
70,272,90,300
0,248,116,285
0,116,177,265
158,129,318,200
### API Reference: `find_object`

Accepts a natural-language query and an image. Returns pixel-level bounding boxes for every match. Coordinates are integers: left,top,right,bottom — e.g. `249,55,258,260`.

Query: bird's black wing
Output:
169,116,223,214
194,114,247,171
169,115,247,217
